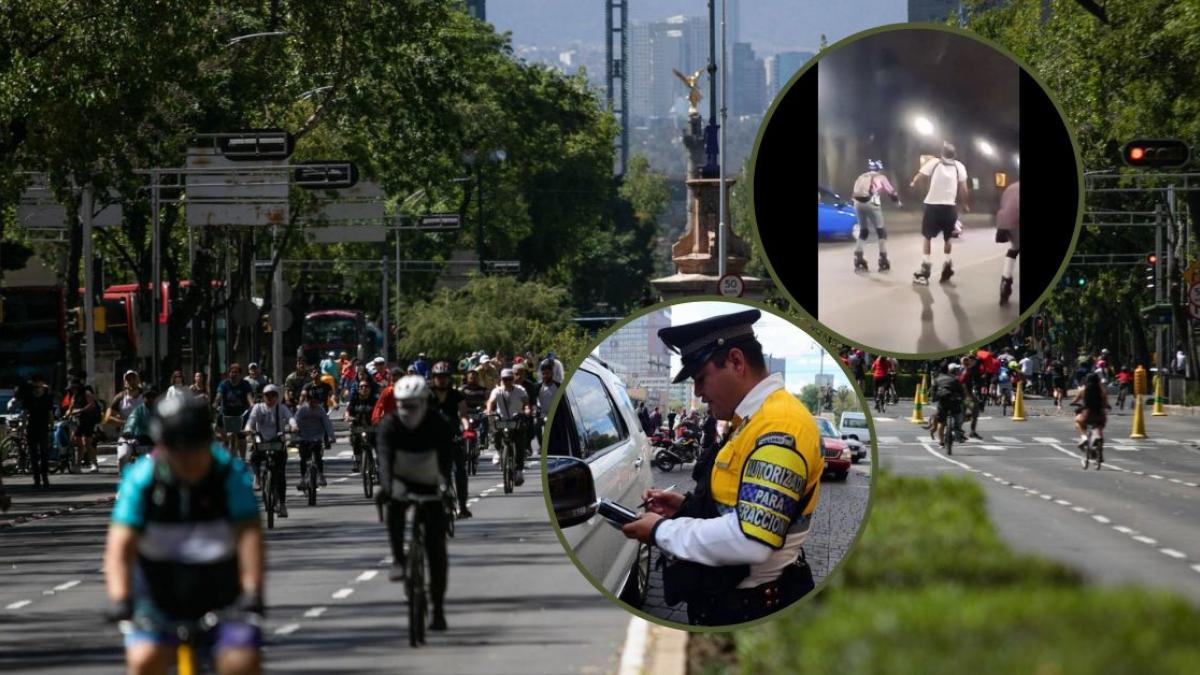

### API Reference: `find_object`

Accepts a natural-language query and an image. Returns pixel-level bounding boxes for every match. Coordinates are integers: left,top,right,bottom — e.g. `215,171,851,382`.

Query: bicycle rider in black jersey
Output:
428,361,472,519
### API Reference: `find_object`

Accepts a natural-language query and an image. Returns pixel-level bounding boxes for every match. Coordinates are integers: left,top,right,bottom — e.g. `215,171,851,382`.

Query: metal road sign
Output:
185,146,289,226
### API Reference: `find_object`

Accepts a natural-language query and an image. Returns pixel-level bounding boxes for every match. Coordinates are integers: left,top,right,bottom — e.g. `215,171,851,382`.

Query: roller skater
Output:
995,181,1020,305
910,141,970,286
851,159,901,272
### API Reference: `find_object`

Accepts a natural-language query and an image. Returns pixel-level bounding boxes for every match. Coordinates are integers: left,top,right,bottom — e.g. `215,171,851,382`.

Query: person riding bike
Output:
374,375,456,630
871,355,893,409
104,396,264,675
215,364,254,461
245,385,294,517
460,369,489,450
118,387,159,476
930,363,966,449
428,361,471,519
485,368,530,486
1114,365,1132,409
1072,372,1110,451
291,386,334,490
283,358,310,408
345,376,378,472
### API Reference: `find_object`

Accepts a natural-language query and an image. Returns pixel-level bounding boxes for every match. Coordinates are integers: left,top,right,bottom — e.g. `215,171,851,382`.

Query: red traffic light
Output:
1148,254,1158,265
1123,139,1191,168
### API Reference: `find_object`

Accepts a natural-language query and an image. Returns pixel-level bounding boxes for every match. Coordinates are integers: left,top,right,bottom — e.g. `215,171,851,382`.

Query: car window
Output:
815,418,838,438
567,369,629,460
842,416,867,429
548,402,582,459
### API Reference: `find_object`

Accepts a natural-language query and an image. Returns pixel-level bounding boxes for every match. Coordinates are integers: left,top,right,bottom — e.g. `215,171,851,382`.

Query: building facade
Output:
731,42,765,117
628,15,710,123
464,0,485,21
595,307,673,411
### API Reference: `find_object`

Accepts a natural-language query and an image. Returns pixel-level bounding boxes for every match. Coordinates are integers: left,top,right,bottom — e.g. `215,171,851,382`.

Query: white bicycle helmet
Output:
393,375,429,430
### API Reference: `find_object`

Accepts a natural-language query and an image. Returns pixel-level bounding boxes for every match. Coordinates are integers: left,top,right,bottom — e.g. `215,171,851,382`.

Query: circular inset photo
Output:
752,25,1082,357
541,299,874,629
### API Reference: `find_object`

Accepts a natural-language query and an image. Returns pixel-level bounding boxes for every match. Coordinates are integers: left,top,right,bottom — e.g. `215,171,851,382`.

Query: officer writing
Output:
620,309,824,626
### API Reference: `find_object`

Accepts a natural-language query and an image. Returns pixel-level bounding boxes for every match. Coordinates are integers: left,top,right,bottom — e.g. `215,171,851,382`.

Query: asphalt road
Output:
0,433,631,674
878,397,1200,604
641,448,873,623
818,212,1020,353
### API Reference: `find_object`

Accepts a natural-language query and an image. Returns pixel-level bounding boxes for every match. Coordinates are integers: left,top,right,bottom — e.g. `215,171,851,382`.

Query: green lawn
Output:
689,472,1200,675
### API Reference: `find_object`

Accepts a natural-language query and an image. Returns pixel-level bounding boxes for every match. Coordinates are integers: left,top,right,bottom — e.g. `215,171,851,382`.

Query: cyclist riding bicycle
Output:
375,376,456,629
104,396,264,675
871,355,893,405
118,388,159,476
485,368,530,486
1072,372,1110,449
930,363,966,448
345,376,379,472
1114,366,1132,410
291,386,334,490
428,361,472,519
245,385,294,517
460,369,489,447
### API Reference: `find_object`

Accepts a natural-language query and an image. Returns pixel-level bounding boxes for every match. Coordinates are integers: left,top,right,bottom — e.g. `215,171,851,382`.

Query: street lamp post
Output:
462,149,506,273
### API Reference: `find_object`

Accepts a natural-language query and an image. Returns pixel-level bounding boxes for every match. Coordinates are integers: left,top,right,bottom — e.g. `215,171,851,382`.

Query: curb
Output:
0,494,116,529
618,616,688,675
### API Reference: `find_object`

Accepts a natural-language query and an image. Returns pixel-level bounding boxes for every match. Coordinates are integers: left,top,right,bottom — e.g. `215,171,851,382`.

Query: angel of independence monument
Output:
651,3,770,300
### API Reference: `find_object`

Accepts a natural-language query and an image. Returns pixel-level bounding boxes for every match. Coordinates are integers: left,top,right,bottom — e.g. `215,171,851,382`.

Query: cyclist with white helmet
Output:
375,376,456,630
485,368,530,485
245,384,294,517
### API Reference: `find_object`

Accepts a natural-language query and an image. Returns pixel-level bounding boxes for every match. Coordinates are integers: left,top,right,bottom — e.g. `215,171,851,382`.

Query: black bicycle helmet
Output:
149,396,212,450
431,361,452,376
539,358,554,371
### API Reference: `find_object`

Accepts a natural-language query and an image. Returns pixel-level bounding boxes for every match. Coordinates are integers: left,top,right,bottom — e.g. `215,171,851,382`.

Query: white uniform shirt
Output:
920,158,968,205
654,374,809,588
488,385,528,420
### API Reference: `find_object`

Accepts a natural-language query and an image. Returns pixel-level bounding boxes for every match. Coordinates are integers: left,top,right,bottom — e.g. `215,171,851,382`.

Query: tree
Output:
798,384,821,413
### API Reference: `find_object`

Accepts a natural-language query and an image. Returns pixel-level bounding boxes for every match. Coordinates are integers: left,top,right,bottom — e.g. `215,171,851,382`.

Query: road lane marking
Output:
1150,475,1164,480
1055,499,1071,506
53,580,80,591
335,477,348,483
879,436,902,444
379,556,393,565
917,442,975,471
993,436,1022,444
5,600,31,610
337,451,353,458
332,588,354,599
1192,564,1200,574
466,498,479,506
1092,515,1111,524
1186,482,1199,488
355,570,378,582
1133,535,1158,545
1151,438,1181,445
1114,526,1135,535
1040,494,1053,500
617,617,650,675
1072,506,1088,513
1033,437,1059,444
274,623,301,635
303,607,327,618
1160,549,1187,559
980,445,1008,451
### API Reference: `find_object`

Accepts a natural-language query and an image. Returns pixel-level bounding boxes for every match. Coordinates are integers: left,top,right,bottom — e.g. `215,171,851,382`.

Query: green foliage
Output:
692,471,1200,674
395,275,584,363
797,384,820,413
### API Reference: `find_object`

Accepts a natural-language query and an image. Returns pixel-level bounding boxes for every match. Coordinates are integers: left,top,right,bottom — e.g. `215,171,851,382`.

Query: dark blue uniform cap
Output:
657,309,761,384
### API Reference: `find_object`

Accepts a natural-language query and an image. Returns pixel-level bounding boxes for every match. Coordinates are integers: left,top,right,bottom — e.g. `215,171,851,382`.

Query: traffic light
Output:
1146,254,1158,289
1060,271,1087,288
1122,139,1191,168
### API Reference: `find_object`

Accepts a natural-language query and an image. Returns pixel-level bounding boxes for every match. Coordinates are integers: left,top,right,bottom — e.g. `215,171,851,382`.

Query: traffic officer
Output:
620,308,823,626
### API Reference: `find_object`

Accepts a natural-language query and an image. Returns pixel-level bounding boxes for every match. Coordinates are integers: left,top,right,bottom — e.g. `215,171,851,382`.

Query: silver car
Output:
546,356,654,608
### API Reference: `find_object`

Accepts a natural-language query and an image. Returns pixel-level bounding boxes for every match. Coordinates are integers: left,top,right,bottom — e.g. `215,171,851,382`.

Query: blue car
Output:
818,185,859,240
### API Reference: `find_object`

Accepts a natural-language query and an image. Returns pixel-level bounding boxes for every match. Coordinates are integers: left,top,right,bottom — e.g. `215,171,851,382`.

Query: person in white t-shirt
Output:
910,141,970,284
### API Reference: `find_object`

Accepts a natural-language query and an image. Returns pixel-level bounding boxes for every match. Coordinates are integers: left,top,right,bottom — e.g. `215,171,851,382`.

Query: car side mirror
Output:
547,455,597,528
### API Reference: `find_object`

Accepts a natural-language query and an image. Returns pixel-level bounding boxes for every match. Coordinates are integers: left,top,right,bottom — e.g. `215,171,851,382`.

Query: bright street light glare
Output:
1014,153,1020,167
913,116,935,136
976,138,996,157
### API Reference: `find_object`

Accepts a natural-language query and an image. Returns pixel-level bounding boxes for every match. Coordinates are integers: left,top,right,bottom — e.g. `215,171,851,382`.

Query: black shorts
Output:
922,204,958,241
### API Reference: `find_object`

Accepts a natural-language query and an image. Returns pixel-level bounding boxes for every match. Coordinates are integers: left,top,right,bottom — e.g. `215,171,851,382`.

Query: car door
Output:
560,365,648,594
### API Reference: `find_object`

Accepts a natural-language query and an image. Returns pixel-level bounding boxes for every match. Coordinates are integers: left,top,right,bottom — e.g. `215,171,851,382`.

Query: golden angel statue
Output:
673,67,704,115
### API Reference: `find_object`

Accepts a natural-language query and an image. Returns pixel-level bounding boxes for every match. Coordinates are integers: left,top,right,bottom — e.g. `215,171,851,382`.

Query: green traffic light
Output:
1077,277,1086,287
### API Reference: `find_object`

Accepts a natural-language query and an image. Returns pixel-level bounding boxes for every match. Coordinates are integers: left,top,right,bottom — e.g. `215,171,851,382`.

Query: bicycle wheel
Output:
362,449,374,498
0,437,15,475
264,466,276,530
502,442,514,494
407,517,428,647
306,464,317,506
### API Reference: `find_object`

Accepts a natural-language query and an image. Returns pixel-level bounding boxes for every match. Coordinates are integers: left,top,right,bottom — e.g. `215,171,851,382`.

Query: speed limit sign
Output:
718,273,745,297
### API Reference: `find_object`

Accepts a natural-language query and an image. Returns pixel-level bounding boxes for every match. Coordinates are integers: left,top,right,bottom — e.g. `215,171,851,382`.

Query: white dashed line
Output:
917,442,975,471
303,607,327,618
1092,515,1111,524
1114,526,1135,535
493,483,504,489
1150,475,1164,480
1040,494,1053,501
1055,499,1071,506
1160,549,1187,560
379,556,393,565
335,477,348,483
1133,536,1158,546
355,570,378,582
466,499,479,506
53,580,80,591
274,623,301,635
1186,482,1199,488
1151,438,1181,445
1072,506,1088,513
332,588,354,599
1033,437,1059,444
5,600,31,610
994,436,1022,444
1192,564,1200,574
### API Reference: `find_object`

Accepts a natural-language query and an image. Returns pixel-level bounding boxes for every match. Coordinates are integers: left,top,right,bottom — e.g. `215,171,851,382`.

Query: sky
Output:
668,301,850,392
488,0,908,55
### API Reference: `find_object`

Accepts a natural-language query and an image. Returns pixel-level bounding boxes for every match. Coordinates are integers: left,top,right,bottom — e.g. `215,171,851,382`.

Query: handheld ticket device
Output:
596,498,639,527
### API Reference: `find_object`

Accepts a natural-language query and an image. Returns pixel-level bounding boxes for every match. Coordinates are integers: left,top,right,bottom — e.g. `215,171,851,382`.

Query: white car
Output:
839,411,872,449
546,356,654,608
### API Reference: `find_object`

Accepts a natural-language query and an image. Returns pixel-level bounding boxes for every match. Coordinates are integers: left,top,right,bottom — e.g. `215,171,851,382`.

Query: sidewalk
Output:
0,470,119,528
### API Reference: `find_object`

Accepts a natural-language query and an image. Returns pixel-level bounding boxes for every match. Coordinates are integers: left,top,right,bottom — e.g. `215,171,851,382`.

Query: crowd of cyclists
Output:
0,346,563,673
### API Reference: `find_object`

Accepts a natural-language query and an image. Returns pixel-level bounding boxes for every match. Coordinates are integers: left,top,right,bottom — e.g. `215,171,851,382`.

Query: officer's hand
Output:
642,489,684,517
104,597,133,624
621,512,663,544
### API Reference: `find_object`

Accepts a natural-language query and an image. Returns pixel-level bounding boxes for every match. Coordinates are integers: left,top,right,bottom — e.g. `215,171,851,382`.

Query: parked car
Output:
815,416,851,480
545,356,654,608
839,411,872,446
818,185,859,241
